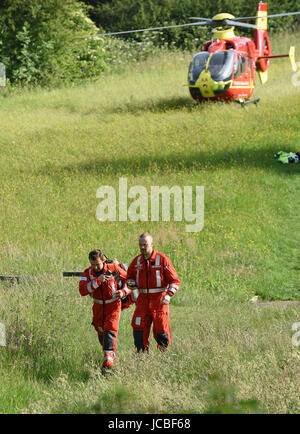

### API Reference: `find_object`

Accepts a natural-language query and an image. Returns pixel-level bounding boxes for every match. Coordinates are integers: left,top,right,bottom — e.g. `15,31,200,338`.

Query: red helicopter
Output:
76,2,299,105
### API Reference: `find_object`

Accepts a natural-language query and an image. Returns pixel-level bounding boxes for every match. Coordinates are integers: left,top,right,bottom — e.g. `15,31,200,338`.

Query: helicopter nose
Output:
197,70,215,98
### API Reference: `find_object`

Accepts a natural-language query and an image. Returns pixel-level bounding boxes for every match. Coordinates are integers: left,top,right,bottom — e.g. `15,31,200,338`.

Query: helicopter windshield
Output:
189,50,235,84
207,51,235,82
188,52,209,84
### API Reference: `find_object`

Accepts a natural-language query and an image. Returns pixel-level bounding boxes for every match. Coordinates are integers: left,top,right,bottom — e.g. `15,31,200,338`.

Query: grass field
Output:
0,32,299,414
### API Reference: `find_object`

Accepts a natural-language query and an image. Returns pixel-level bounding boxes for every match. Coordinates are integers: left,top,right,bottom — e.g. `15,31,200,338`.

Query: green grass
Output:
0,32,299,413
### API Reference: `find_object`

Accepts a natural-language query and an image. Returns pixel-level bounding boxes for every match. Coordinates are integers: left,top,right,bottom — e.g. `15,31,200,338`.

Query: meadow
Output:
0,32,299,414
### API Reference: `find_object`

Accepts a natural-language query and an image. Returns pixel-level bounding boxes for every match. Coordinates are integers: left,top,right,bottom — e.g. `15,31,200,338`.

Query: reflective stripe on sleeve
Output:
87,282,93,294
168,283,179,294
111,281,116,298
156,269,161,287
136,256,141,287
92,279,99,290
132,289,139,301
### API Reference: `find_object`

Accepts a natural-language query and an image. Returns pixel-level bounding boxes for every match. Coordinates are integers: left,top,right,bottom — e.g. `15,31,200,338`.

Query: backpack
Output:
103,254,135,310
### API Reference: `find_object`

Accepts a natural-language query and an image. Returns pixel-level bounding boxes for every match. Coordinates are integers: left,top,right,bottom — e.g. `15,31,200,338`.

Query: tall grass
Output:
0,32,299,414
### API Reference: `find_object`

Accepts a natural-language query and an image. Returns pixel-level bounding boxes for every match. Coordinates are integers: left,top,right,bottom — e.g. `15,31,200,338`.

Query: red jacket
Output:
127,250,180,299
79,262,129,303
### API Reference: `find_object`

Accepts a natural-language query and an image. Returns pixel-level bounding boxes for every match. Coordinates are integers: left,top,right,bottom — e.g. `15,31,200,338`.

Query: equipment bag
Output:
103,254,135,310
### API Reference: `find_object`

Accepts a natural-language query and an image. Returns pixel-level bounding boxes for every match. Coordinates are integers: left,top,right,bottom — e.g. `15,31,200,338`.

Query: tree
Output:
0,0,107,86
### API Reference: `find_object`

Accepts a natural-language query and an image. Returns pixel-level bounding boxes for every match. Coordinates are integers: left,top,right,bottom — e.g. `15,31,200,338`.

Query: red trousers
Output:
92,300,121,367
131,294,171,352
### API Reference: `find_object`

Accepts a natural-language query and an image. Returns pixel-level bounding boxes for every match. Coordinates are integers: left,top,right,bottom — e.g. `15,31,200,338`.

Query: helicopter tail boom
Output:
257,47,297,72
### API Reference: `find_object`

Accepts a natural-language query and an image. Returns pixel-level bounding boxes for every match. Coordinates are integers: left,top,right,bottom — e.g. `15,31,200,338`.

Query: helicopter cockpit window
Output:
234,55,240,78
241,56,246,74
208,51,235,82
247,56,251,71
189,52,209,83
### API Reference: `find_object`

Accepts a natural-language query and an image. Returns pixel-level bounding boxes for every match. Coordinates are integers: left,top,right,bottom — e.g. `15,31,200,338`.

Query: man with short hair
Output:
127,233,180,353
79,249,130,372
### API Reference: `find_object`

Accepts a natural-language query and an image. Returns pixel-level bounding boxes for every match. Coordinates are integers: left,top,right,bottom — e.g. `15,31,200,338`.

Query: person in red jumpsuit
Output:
79,249,130,372
127,233,180,353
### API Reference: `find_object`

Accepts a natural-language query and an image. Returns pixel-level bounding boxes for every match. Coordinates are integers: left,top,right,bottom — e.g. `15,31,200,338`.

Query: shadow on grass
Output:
38,144,299,178
53,386,140,414
102,96,209,115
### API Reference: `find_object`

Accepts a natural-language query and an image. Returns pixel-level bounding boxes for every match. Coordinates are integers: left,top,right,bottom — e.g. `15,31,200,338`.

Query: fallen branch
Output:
62,271,83,277
0,275,21,284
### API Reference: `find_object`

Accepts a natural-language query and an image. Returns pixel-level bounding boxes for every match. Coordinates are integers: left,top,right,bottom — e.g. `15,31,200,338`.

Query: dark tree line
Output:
82,0,300,46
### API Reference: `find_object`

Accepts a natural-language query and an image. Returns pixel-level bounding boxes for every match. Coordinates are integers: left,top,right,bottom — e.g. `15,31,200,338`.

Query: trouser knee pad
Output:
133,330,145,352
104,330,115,351
156,332,169,349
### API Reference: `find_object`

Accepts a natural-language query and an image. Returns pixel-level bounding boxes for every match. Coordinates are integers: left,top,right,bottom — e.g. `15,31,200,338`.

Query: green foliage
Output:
0,0,109,86
0,0,179,87
204,374,265,414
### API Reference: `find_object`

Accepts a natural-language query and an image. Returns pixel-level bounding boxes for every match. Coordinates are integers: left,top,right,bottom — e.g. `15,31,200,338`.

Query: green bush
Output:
0,0,177,88
0,0,108,87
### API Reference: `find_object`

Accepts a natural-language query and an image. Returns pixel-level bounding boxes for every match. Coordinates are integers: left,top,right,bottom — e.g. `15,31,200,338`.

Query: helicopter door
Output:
232,54,253,96
246,56,253,80
240,55,252,87
241,56,246,75
233,55,249,81
234,55,240,79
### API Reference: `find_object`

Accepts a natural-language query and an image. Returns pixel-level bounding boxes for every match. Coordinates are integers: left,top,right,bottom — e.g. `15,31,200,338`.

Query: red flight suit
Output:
127,250,180,352
79,262,129,368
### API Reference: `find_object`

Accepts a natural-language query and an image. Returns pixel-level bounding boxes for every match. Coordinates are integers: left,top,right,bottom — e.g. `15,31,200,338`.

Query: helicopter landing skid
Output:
235,97,260,108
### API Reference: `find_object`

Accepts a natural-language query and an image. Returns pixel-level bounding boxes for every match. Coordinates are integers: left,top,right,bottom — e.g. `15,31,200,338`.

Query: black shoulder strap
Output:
112,264,123,289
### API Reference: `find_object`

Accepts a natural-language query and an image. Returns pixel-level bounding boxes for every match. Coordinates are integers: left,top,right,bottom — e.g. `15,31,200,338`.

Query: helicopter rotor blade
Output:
189,17,211,21
190,18,257,29
234,11,300,22
223,19,258,29
74,21,208,39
